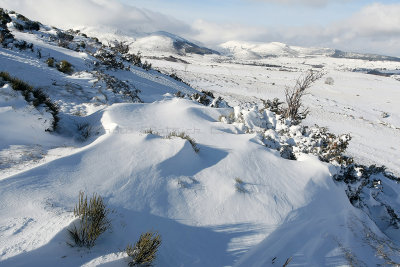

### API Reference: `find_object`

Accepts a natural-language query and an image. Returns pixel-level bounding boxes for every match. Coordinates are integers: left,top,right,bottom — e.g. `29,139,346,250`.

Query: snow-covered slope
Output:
1,8,400,267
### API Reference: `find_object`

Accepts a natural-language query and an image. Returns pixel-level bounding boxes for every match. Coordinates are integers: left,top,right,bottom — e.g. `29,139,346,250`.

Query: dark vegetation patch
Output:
0,71,59,131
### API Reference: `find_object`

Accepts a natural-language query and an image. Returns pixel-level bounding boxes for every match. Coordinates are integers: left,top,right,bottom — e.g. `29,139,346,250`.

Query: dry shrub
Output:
126,231,162,266
284,70,323,124
68,192,110,248
166,131,200,153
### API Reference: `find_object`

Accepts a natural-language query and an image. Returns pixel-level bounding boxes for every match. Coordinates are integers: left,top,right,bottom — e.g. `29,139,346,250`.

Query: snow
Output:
147,53,400,176
0,11,399,267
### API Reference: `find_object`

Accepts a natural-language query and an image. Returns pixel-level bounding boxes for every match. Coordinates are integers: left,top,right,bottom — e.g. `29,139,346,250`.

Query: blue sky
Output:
2,0,400,56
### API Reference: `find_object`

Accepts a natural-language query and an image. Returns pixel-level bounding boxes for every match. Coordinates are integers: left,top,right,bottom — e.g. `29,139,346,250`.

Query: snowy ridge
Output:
0,8,400,267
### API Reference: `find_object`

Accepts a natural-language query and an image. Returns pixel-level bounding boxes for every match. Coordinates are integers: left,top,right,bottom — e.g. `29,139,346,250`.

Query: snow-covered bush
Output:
0,8,11,25
219,102,351,165
334,164,400,229
126,231,162,266
68,192,110,248
57,60,73,74
94,48,125,70
56,30,74,42
13,40,33,51
143,129,160,136
123,51,142,67
0,9,14,46
175,90,229,108
15,13,40,31
110,40,129,54
260,98,284,115
325,77,334,85
142,61,152,71
93,71,141,102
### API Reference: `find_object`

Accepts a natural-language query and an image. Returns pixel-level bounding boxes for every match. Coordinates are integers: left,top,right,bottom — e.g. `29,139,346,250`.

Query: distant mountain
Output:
156,31,218,55
331,49,400,62
219,40,400,62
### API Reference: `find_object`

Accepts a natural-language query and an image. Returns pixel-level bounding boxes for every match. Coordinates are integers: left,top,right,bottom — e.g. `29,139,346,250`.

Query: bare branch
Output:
284,70,324,123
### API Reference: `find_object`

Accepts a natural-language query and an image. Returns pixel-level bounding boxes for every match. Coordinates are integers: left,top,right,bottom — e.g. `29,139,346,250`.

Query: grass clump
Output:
57,60,73,74
0,71,59,131
68,191,110,248
166,131,200,153
46,57,55,67
76,122,93,141
143,128,160,136
235,177,247,193
126,231,162,266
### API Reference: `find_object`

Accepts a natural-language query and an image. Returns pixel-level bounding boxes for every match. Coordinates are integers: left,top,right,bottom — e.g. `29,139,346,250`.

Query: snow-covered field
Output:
146,52,400,176
1,9,400,267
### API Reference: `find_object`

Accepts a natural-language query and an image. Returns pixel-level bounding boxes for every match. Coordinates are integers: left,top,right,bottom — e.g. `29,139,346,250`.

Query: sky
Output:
1,0,400,56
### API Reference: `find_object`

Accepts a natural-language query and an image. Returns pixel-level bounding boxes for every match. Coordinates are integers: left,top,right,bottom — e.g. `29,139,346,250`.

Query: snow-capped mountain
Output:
219,40,400,62
75,26,218,56
1,7,400,267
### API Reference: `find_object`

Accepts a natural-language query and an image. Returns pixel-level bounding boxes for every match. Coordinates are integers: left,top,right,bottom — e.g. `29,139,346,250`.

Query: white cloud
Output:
0,0,192,34
188,3,400,56
190,20,270,45
250,0,355,7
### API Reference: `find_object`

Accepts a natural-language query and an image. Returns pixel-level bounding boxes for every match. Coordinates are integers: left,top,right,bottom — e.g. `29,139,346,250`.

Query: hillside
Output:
1,8,400,267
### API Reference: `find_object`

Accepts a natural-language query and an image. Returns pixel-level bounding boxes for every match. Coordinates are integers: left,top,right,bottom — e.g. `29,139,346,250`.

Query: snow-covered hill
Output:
1,8,400,267
74,26,218,56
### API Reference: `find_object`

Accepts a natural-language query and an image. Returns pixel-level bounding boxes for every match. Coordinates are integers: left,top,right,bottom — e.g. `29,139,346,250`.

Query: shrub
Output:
260,98,283,115
0,27,14,46
13,22,24,31
57,60,73,74
14,40,33,51
15,13,40,31
77,122,92,141
142,61,152,71
283,257,292,267
93,71,141,102
25,21,40,31
325,77,334,85
235,178,247,193
144,129,160,136
123,52,142,67
46,57,55,67
57,30,74,41
16,13,29,22
284,70,323,124
126,231,162,266
68,192,110,248
166,131,200,153
111,40,129,54
0,8,12,25
95,48,124,69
